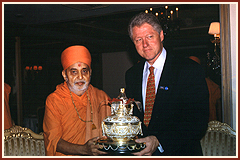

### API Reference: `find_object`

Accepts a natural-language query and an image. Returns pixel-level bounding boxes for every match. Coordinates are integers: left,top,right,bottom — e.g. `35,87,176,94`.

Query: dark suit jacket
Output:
125,52,209,156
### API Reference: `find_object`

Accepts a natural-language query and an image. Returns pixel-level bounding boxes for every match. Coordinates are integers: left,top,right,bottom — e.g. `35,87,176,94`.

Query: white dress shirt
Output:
142,47,166,110
142,47,167,153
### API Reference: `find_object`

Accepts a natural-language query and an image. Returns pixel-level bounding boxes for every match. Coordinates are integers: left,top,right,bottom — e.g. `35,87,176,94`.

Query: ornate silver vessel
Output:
97,88,145,155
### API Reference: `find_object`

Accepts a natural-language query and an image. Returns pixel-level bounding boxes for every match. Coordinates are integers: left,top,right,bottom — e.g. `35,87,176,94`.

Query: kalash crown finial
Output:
117,88,127,100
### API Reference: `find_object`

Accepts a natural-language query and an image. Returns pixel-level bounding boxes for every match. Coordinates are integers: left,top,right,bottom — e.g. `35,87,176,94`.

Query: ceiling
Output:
4,3,219,55
4,4,168,53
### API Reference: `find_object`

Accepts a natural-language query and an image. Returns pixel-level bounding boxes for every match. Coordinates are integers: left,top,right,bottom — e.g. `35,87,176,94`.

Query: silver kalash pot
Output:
97,88,145,155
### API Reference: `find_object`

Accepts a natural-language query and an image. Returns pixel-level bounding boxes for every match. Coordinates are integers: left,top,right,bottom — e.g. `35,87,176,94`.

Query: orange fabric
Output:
43,82,111,156
4,83,13,130
189,56,201,64
61,45,91,71
206,77,221,121
188,56,221,121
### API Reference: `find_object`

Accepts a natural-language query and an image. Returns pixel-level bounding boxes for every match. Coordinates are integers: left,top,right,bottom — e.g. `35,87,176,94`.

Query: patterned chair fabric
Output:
201,121,236,156
4,125,45,156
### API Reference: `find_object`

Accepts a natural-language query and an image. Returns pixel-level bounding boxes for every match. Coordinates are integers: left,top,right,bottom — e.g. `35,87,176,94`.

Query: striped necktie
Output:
144,66,155,126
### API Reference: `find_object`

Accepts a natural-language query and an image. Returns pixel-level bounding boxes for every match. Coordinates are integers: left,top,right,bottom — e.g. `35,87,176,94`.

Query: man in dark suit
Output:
125,12,209,156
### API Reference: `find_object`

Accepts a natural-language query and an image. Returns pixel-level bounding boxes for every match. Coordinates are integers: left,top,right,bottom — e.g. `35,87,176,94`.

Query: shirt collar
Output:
144,47,167,71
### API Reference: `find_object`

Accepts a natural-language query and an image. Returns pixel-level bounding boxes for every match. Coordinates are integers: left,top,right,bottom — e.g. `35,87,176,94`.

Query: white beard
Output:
66,78,90,95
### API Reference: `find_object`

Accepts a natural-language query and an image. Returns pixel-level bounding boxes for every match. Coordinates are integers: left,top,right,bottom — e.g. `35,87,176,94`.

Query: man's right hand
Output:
132,135,159,156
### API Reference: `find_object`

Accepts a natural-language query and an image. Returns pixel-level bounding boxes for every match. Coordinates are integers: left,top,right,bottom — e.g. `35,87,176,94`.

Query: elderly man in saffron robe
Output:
43,45,111,156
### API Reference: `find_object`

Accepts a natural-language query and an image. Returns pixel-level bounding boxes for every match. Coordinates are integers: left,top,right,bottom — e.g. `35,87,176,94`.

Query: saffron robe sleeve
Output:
4,83,13,130
43,83,111,156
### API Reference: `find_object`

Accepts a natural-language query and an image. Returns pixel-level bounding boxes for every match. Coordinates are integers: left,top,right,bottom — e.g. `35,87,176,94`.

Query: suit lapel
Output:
149,53,178,125
156,53,175,100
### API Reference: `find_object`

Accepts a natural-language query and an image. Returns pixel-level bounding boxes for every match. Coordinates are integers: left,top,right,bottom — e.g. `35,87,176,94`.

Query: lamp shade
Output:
208,22,220,37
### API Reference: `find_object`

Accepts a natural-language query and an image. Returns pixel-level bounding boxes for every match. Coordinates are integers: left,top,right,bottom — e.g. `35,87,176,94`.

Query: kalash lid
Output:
110,88,134,104
109,88,135,106
107,88,142,117
107,88,135,116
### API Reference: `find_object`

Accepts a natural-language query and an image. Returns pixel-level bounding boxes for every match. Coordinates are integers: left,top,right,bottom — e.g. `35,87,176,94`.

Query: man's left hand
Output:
132,135,159,156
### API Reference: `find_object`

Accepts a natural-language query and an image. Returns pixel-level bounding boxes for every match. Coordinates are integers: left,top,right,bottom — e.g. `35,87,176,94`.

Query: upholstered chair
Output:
201,121,236,156
4,125,45,156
